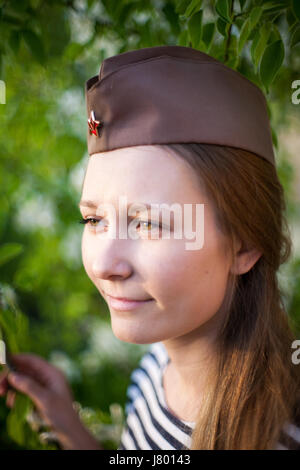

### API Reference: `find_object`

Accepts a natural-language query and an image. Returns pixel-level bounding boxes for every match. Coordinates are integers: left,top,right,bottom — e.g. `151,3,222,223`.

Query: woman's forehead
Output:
87,145,180,167
82,145,205,203
85,146,192,185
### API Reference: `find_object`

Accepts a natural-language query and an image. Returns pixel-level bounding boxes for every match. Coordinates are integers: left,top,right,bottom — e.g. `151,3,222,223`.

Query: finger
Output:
6,390,16,408
7,372,48,410
0,368,9,384
8,353,51,374
0,371,10,395
0,381,8,395
8,354,65,387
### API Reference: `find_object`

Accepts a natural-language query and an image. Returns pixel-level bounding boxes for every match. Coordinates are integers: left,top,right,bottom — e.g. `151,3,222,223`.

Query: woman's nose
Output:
91,240,133,280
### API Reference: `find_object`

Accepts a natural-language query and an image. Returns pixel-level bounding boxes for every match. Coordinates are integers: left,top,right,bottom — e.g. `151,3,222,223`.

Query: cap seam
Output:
100,44,213,73
89,141,274,163
89,54,216,92
86,54,267,106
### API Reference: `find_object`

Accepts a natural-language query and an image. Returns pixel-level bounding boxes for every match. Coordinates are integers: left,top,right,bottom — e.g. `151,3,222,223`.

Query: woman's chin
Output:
110,320,156,345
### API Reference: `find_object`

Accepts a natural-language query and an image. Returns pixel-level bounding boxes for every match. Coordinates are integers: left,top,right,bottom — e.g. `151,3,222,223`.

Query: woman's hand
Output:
0,353,102,449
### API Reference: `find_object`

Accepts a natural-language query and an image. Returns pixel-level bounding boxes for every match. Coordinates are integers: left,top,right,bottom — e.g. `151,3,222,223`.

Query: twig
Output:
224,0,235,63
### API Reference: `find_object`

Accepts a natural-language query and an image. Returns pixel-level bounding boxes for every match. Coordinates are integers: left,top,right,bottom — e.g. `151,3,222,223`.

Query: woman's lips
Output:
105,294,154,311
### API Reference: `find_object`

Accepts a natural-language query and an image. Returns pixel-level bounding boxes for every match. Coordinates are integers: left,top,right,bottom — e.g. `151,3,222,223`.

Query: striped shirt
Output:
117,342,300,450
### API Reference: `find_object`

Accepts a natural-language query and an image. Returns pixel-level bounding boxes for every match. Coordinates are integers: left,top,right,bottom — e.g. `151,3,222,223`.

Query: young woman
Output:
0,46,299,450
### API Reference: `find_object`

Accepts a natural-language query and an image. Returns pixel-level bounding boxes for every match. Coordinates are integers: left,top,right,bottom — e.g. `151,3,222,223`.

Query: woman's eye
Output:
138,221,153,230
88,219,99,227
137,220,161,232
79,217,165,236
79,217,106,228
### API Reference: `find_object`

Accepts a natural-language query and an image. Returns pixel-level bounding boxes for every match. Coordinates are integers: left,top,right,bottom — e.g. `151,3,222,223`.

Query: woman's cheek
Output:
81,230,95,281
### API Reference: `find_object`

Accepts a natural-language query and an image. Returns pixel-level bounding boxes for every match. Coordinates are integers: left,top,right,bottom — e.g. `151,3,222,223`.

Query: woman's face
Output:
80,145,232,344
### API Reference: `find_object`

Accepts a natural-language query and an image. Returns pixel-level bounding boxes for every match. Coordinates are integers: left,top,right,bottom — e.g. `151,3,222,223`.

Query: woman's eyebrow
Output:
78,200,160,213
78,200,175,225
78,200,97,209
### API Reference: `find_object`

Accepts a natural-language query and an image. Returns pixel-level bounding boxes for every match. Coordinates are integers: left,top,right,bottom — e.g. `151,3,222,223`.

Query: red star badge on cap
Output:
88,110,102,137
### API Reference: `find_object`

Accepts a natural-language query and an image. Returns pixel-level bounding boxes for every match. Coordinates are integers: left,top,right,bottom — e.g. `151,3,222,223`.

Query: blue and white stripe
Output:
117,342,300,450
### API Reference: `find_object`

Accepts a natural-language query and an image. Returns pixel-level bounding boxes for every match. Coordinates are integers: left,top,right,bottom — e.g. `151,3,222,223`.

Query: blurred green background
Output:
0,0,300,449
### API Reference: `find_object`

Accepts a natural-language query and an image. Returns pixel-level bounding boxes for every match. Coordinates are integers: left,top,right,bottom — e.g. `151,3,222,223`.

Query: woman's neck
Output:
161,331,218,421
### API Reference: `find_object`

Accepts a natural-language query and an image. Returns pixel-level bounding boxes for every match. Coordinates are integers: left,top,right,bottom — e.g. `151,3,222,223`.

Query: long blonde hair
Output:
163,143,300,450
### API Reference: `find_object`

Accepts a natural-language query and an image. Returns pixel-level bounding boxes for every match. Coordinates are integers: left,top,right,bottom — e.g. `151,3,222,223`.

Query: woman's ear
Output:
230,239,262,275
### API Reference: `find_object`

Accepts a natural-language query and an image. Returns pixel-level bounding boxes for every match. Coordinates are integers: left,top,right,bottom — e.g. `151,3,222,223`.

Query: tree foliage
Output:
0,0,299,449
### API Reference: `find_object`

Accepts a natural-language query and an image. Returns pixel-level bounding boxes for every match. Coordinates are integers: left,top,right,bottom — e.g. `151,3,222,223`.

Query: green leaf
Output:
183,0,202,18
250,30,260,72
225,35,239,69
292,0,300,22
267,24,281,44
162,2,181,36
0,310,19,352
9,30,21,55
0,294,30,353
38,4,71,58
188,10,203,49
291,25,300,48
261,1,287,14
0,53,3,81
64,42,85,61
271,126,278,150
238,6,264,55
260,39,284,93
239,0,247,11
0,243,23,267
249,6,263,30
175,0,191,15
215,0,233,23
7,0,29,13
216,17,228,37
202,22,215,52
177,29,190,46
288,20,298,35
30,0,41,7
287,7,297,28
238,17,250,54
248,24,259,42
7,394,31,446
22,30,45,64
251,23,271,71
1,13,23,26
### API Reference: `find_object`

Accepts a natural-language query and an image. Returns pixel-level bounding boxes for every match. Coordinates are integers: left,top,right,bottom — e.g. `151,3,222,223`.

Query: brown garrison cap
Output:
85,45,275,166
